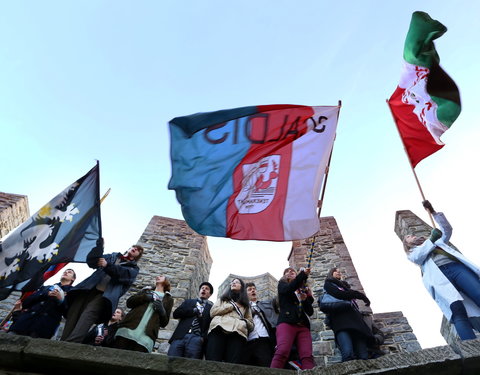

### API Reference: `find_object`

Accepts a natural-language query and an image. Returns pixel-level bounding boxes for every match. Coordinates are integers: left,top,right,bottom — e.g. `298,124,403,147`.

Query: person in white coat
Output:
403,200,480,340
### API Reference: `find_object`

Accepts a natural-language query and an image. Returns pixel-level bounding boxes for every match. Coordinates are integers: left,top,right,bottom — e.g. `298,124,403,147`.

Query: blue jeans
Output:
336,330,368,362
439,262,480,340
168,333,204,359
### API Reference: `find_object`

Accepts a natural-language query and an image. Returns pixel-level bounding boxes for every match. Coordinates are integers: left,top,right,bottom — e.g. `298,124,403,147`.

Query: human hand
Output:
97,258,107,268
13,300,22,311
422,200,435,214
430,228,442,243
48,287,64,301
94,336,104,345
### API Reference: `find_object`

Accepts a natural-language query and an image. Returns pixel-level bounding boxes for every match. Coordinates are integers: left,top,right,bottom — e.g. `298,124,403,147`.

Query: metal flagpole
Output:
306,100,342,268
386,99,436,228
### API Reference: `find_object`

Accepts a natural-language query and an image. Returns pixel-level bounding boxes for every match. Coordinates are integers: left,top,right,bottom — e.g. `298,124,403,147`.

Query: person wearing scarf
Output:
206,278,253,364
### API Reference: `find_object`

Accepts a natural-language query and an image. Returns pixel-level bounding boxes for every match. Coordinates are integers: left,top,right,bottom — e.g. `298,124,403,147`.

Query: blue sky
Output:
2,1,480,348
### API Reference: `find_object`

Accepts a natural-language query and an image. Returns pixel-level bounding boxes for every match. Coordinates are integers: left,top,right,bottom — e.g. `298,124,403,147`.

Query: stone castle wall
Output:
0,192,30,325
218,272,278,302
0,192,29,239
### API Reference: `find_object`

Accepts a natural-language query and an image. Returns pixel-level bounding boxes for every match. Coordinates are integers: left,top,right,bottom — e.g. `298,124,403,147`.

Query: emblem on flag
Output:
236,155,280,214
0,163,103,300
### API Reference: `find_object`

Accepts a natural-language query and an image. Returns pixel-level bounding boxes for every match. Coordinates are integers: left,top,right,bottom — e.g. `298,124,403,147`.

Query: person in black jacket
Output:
270,267,315,370
61,241,143,343
9,268,76,339
322,267,373,362
167,282,214,359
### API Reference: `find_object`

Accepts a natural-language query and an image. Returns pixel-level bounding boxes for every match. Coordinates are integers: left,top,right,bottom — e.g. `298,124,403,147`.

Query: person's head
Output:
246,282,257,302
327,267,342,280
60,268,76,286
230,278,243,292
155,275,171,292
282,267,297,283
111,308,125,323
126,245,144,261
403,234,426,253
198,282,213,299
220,277,249,308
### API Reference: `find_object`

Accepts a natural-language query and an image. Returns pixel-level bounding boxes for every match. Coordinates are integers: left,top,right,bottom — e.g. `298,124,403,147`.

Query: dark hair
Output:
132,245,144,261
280,267,297,283
220,278,249,308
64,268,76,285
327,267,338,279
199,282,214,295
115,307,126,319
245,282,256,289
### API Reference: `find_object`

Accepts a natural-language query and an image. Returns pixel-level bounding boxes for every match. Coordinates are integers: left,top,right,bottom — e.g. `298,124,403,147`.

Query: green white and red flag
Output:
388,11,461,167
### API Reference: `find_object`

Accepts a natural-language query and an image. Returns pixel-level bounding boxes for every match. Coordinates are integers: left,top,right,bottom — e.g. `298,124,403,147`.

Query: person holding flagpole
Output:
270,267,315,370
61,241,143,343
403,201,480,340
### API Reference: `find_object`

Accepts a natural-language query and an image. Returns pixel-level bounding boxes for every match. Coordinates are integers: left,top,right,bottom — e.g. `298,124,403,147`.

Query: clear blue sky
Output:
2,1,480,348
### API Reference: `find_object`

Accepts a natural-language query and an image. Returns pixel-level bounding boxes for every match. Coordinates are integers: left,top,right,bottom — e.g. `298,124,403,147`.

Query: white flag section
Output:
283,106,338,240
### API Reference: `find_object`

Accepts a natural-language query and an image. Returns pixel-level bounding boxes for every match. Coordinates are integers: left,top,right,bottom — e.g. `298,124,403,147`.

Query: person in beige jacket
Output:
205,278,253,363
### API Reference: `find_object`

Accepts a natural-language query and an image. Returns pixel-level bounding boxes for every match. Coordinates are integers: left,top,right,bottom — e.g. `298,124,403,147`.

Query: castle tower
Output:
218,272,278,301
0,192,30,322
0,192,29,238
289,216,421,365
119,215,213,353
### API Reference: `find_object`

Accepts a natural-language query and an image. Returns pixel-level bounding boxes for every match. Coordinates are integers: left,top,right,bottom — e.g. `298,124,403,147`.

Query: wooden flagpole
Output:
0,188,112,329
306,100,342,268
386,99,436,228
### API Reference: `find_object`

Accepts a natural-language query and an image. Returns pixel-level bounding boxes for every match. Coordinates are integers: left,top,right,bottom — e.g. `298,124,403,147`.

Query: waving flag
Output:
169,104,339,241
388,11,461,167
0,164,103,300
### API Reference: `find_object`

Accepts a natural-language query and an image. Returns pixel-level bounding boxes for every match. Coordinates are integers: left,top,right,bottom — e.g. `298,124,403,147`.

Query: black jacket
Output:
323,278,373,340
9,283,72,339
277,271,314,328
168,298,213,343
67,252,139,322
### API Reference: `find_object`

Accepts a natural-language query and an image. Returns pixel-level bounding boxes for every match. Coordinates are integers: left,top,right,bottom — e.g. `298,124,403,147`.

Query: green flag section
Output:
389,11,461,167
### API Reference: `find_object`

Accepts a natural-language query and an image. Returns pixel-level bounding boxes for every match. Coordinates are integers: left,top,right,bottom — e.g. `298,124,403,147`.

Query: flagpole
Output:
386,99,436,228
0,300,20,328
306,100,342,269
100,188,111,204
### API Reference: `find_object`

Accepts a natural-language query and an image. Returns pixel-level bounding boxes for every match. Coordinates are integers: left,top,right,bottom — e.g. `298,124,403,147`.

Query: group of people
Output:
3,200,480,368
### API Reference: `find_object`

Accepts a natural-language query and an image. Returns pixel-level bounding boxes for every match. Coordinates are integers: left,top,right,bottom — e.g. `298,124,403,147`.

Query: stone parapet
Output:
1,333,480,375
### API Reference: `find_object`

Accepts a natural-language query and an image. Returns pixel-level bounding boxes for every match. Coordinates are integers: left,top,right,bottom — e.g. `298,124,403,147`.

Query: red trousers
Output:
270,322,315,369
